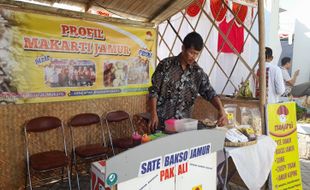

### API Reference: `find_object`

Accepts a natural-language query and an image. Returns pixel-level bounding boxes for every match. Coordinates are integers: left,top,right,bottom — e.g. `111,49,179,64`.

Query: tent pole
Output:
258,0,266,134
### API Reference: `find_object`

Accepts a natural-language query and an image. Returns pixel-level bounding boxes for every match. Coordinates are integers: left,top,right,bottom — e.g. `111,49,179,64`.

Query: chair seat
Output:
113,137,134,149
75,143,112,158
30,150,68,171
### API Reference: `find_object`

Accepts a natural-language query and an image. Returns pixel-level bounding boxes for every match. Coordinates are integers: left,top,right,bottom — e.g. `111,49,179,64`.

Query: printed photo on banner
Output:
128,56,149,85
103,56,150,87
103,60,128,87
44,59,96,88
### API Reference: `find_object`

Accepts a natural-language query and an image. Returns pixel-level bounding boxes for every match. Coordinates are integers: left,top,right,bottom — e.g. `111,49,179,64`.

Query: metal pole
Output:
258,0,266,134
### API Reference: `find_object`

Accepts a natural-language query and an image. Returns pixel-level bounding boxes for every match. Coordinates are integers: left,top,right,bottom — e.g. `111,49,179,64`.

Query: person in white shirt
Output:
280,57,300,96
256,47,285,103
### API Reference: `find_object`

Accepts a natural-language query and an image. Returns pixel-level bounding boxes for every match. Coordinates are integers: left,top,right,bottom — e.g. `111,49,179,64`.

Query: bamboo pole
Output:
258,0,266,134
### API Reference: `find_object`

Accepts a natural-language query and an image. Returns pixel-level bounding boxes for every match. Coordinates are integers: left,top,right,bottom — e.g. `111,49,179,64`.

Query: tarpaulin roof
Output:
0,0,199,25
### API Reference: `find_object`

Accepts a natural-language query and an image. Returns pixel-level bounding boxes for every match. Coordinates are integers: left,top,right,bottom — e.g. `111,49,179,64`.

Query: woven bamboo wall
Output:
0,95,259,189
0,95,148,190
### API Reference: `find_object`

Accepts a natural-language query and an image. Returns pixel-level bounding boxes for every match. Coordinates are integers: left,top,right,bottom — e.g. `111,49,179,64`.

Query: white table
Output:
219,135,277,190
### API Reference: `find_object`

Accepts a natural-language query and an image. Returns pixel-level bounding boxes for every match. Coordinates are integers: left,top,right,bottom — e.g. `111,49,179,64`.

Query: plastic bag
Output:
250,108,262,136
224,104,237,127
240,107,252,125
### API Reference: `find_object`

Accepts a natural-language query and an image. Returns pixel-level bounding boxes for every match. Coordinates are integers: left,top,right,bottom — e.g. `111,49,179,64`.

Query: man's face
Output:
286,62,292,69
181,46,201,65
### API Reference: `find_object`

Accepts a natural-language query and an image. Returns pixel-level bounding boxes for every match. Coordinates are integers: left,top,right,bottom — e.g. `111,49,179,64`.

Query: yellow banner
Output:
0,9,156,104
267,102,302,190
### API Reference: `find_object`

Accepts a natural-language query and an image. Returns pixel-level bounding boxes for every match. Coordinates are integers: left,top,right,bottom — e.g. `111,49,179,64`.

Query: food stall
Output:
0,0,276,189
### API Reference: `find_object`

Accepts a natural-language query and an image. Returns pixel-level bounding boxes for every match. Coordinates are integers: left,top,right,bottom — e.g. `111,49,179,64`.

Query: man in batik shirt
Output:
148,32,228,130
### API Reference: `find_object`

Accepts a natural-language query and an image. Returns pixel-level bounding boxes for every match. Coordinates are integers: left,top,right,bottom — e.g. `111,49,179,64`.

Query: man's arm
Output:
210,96,228,126
148,97,159,132
286,70,299,86
148,61,166,132
198,71,228,126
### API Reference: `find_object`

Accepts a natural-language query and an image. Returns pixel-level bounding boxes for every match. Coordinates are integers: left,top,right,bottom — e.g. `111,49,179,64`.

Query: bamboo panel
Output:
0,95,148,190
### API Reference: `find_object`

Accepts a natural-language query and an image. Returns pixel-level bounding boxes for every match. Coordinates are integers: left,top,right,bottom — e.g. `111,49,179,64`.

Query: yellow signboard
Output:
267,102,302,190
0,9,156,104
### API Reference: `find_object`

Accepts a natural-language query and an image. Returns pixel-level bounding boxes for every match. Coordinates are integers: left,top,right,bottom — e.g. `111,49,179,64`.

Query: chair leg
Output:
70,150,73,179
25,162,28,190
67,166,72,190
27,171,33,190
26,161,33,190
61,167,65,182
74,160,81,190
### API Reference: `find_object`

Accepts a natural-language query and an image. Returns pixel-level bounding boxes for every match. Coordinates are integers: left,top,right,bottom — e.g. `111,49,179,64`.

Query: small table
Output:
218,135,277,190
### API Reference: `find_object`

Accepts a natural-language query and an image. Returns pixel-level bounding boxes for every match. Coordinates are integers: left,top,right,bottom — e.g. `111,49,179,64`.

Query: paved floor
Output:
34,175,90,190
300,159,310,190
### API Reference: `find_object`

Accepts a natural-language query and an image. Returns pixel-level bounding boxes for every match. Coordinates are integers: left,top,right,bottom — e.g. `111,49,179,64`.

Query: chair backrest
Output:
105,110,135,139
69,113,101,127
25,116,61,132
106,111,130,122
24,116,67,155
68,113,107,148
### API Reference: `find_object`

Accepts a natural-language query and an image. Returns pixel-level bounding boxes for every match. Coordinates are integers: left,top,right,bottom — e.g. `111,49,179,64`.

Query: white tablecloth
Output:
225,135,277,190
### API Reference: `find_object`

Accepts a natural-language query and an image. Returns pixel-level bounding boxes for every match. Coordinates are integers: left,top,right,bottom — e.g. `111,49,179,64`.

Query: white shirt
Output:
266,62,285,103
280,67,292,95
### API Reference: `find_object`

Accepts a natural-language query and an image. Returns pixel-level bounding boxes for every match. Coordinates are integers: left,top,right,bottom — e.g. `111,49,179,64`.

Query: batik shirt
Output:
149,55,217,126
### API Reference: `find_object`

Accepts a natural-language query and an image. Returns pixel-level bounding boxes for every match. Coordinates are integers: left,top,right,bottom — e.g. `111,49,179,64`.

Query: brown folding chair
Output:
105,110,135,155
24,116,71,190
68,113,113,190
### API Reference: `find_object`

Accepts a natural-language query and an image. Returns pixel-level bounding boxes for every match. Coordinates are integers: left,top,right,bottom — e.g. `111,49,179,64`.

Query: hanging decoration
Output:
186,0,205,17
210,0,249,54
233,3,248,26
210,0,227,22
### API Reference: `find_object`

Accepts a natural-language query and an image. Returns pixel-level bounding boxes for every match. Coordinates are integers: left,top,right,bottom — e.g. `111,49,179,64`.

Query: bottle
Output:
141,134,151,143
132,132,142,146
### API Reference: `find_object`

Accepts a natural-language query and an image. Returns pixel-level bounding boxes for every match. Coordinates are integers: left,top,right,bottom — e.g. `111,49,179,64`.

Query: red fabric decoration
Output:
186,0,205,17
217,19,244,53
210,0,227,22
233,3,248,25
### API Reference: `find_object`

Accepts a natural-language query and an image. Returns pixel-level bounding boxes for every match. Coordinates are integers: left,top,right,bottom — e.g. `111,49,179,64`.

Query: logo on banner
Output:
106,173,118,186
277,105,289,123
192,184,202,190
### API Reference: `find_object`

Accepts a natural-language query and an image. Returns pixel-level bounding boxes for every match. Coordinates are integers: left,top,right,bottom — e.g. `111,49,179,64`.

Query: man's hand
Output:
216,111,228,127
148,112,159,133
294,70,300,77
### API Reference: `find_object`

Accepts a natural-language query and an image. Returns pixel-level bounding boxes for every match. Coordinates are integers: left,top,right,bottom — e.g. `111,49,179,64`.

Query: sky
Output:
279,0,310,34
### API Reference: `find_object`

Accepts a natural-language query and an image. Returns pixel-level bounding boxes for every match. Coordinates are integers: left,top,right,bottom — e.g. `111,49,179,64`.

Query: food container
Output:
141,134,151,143
164,119,177,132
132,132,142,146
165,118,198,132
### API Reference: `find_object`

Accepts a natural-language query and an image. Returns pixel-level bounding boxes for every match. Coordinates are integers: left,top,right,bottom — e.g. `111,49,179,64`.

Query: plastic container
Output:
164,119,177,132
141,134,151,143
165,118,198,132
132,132,142,146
